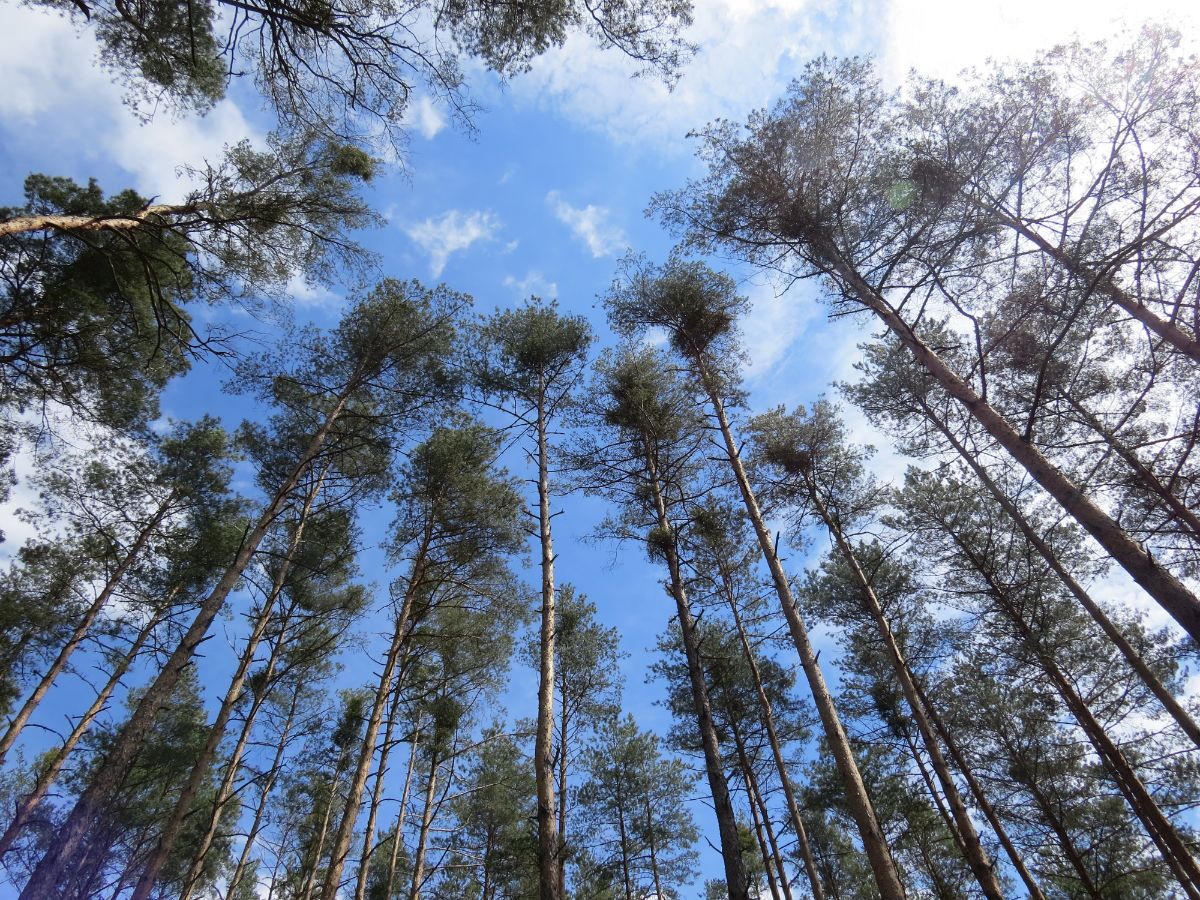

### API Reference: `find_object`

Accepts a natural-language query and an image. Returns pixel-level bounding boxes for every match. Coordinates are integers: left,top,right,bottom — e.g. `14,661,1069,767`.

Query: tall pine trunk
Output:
534,386,563,900
697,367,904,900
917,397,1200,748
643,442,752,899
18,390,354,900
717,560,827,900
813,236,1200,644
131,468,327,900
802,485,1004,900
0,492,174,765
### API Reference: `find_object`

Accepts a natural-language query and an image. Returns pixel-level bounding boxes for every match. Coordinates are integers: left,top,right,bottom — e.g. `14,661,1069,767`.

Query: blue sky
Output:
2,0,1198,893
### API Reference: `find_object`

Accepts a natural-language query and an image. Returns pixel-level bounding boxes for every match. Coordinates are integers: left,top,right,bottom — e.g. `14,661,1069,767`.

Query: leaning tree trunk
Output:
802,484,1005,900
0,600,168,856
353,649,411,900
643,444,752,899
918,396,1200,749
813,234,1200,646
131,468,328,900
178,591,303,900
407,748,440,900
732,719,794,900
695,364,905,900
0,203,200,238
383,716,422,900
983,204,1200,363
225,679,304,900
957,535,1200,897
0,491,175,765
744,779,784,900
534,385,563,900
717,561,827,900
18,389,355,900
908,675,1048,900
319,568,426,900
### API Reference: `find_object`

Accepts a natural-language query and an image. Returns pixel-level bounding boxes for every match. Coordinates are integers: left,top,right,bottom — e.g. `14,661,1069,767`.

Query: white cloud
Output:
504,271,559,299
547,191,628,258
286,274,344,312
508,0,865,152
739,279,821,382
0,5,260,199
405,209,501,277
881,0,1199,86
411,95,447,140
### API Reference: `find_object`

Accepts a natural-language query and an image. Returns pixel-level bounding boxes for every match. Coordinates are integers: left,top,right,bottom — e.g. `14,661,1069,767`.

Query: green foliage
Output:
0,174,193,427
574,714,699,898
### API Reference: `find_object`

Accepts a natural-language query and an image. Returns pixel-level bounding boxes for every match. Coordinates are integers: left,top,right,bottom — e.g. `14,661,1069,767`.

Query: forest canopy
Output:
2,4,1200,900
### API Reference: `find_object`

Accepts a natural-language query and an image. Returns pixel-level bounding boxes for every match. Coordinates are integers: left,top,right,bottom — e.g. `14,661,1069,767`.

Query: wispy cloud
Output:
504,271,558,299
405,209,501,277
411,95,446,140
547,191,627,258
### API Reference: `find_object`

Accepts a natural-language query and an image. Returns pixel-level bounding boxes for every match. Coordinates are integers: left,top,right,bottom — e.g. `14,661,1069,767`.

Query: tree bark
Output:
813,234,1200,646
534,384,563,900
717,562,826,900
0,601,167,857
0,204,200,238
643,442,752,899
131,468,327,900
0,492,174,765
696,367,905,900
18,389,353,900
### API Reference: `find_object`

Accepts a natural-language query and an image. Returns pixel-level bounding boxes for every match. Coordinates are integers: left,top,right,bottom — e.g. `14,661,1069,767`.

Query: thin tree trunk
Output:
132,468,328,900
814,235,1200,645
697,368,905,900
321,516,434,900
718,550,828,900
909,675,1048,900
745,774,783,900
408,750,440,900
300,744,352,900
18,388,354,900
353,648,410,900
0,493,174,765
178,595,300,900
803,486,1005,900
733,721,794,900
0,600,168,856
1060,391,1200,540
616,793,634,900
642,444,752,898
918,397,1200,749
383,717,422,900
987,206,1200,363
1015,757,1105,900
557,684,570,900
956,534,1200,897
534,386,563,900
226,679,303,900
644,792,665,900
